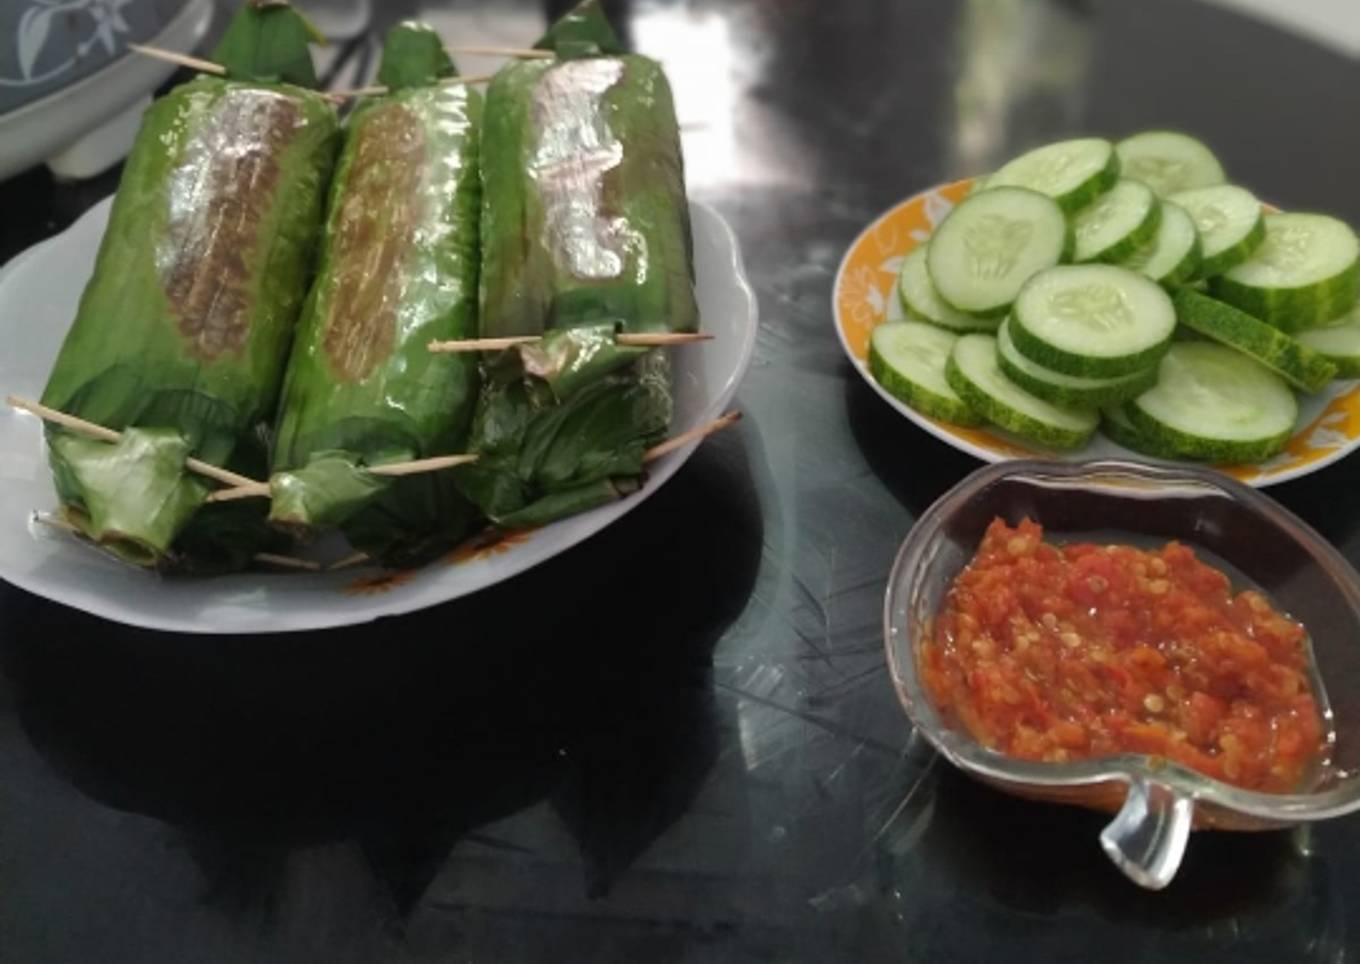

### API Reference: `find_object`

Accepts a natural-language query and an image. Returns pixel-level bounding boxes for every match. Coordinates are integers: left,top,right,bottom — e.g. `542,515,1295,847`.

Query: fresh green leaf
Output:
377,21,457,90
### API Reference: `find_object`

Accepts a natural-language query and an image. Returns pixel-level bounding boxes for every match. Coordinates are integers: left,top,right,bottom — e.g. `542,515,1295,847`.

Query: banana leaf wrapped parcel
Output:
460,1,699,529
37,1,338,568
268,23,483,567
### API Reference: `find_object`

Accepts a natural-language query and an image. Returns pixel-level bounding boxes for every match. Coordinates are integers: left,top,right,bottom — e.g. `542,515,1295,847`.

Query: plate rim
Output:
0,197,756,634
832,179,1360,489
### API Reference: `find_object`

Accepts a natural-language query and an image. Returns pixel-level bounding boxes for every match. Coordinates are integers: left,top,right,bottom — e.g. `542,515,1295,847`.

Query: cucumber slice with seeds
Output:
996,317,1157,408
945,333,1098,449
897,246,1000,332
1173,288,1337,392
1169,184,1265,278
1119,200,1201,286
987,138,1119,213
926,187,1071,318
1128,342,1297,463
1295,304,1360,378
1072,179,1161,263
1116,131,1226,197
870,322,983,425
1210,213,1360,331
1101,404,1183,458
1009,264,1177,377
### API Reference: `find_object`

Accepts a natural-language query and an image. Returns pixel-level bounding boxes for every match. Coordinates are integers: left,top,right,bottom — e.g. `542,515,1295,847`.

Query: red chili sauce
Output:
921,517,1327,793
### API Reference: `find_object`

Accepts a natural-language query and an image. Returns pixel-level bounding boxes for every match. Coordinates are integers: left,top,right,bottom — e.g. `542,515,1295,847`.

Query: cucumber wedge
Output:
996,317,1157,408
926,187,1071,318
1101,404,1183,458
1209,212,1360,331
987,138,1119,213
1115,131,1226,197
897,246,1000,333
1119,200,1201,286
1168,184,1264,278
945,333,1099,450
1072,179,1161,263
1009,264,1177,377
1173,288,1337,392
1295,304,1360,378
1128,342,1298,463
869,322,982,425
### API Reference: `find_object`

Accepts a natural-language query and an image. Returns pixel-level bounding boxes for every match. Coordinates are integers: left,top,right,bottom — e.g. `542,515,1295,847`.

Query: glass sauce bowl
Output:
884,459,1360,889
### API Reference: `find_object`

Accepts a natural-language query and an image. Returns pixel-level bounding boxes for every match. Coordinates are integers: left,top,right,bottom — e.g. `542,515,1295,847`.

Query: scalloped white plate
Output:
0,198,755,633
833,178,1360,487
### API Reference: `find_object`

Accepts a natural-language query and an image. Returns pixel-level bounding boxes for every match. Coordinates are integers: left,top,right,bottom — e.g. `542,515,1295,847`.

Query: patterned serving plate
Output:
833,178,1360,487
0,197,756,633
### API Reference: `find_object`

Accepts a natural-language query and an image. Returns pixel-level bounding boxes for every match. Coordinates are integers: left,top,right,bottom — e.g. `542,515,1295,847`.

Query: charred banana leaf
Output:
268,23,483,566
463,1,697,527
38,2,337,568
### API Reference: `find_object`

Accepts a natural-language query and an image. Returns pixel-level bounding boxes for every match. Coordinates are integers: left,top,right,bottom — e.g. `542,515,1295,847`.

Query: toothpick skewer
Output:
330,73,495,99
373,453,480,477
644,411,742,463
202,412,741,506
124,42,491,101
205,483,270,504
33,512,81,536
6,396,260,490
428,332,713,353
253,552,322,572
446,45,555,60
127,42,227,76
327,550,372,572
204,453,482,504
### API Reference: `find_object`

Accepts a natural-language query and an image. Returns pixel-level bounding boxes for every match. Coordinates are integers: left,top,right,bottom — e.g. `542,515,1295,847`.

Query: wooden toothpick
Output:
446,45,555,60
33,512,82,536
429,332,712,353
327,550,372,572
643,411,742,463
202,413,741,505
127,42,227,76
204,453,481,503
126,42,491,101
329,73,496,99
6,396,261,490
253,552,322,572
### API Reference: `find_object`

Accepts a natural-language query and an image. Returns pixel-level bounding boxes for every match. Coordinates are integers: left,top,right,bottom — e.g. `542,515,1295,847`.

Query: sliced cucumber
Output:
1210,212,1360,331
1009,264,1177,377
1072,179,1161,263
1168,184,1264,278
1172,288,1337,392
926,187,1071,318
987,138,1119,213
1295,303,1360,378
870,322,983,424
1115,131,1226,197
945,333,1098,450
1119,200,1201,286
1100,404,1183,458
897,246,1000,332
1128,342,1298,463
996,317,1157,408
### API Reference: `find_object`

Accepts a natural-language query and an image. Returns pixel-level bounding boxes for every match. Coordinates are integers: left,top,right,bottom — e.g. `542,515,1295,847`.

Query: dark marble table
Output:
3,1,1360,961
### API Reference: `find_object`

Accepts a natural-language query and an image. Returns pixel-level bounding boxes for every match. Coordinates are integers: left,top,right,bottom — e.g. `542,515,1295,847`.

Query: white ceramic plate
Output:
832,179,1360,488
0,199,755,633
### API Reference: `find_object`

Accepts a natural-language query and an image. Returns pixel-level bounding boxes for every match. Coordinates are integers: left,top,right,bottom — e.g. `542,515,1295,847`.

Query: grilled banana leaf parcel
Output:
268,23,482,566
38,2,337,568
461,1,698,528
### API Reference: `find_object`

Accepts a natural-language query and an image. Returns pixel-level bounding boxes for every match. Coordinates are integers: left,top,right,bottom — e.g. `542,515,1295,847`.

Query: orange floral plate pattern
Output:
832,178,1360,486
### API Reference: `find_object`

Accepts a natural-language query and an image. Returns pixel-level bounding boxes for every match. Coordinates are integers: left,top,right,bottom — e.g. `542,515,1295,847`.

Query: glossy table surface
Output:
3,1,1360,961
